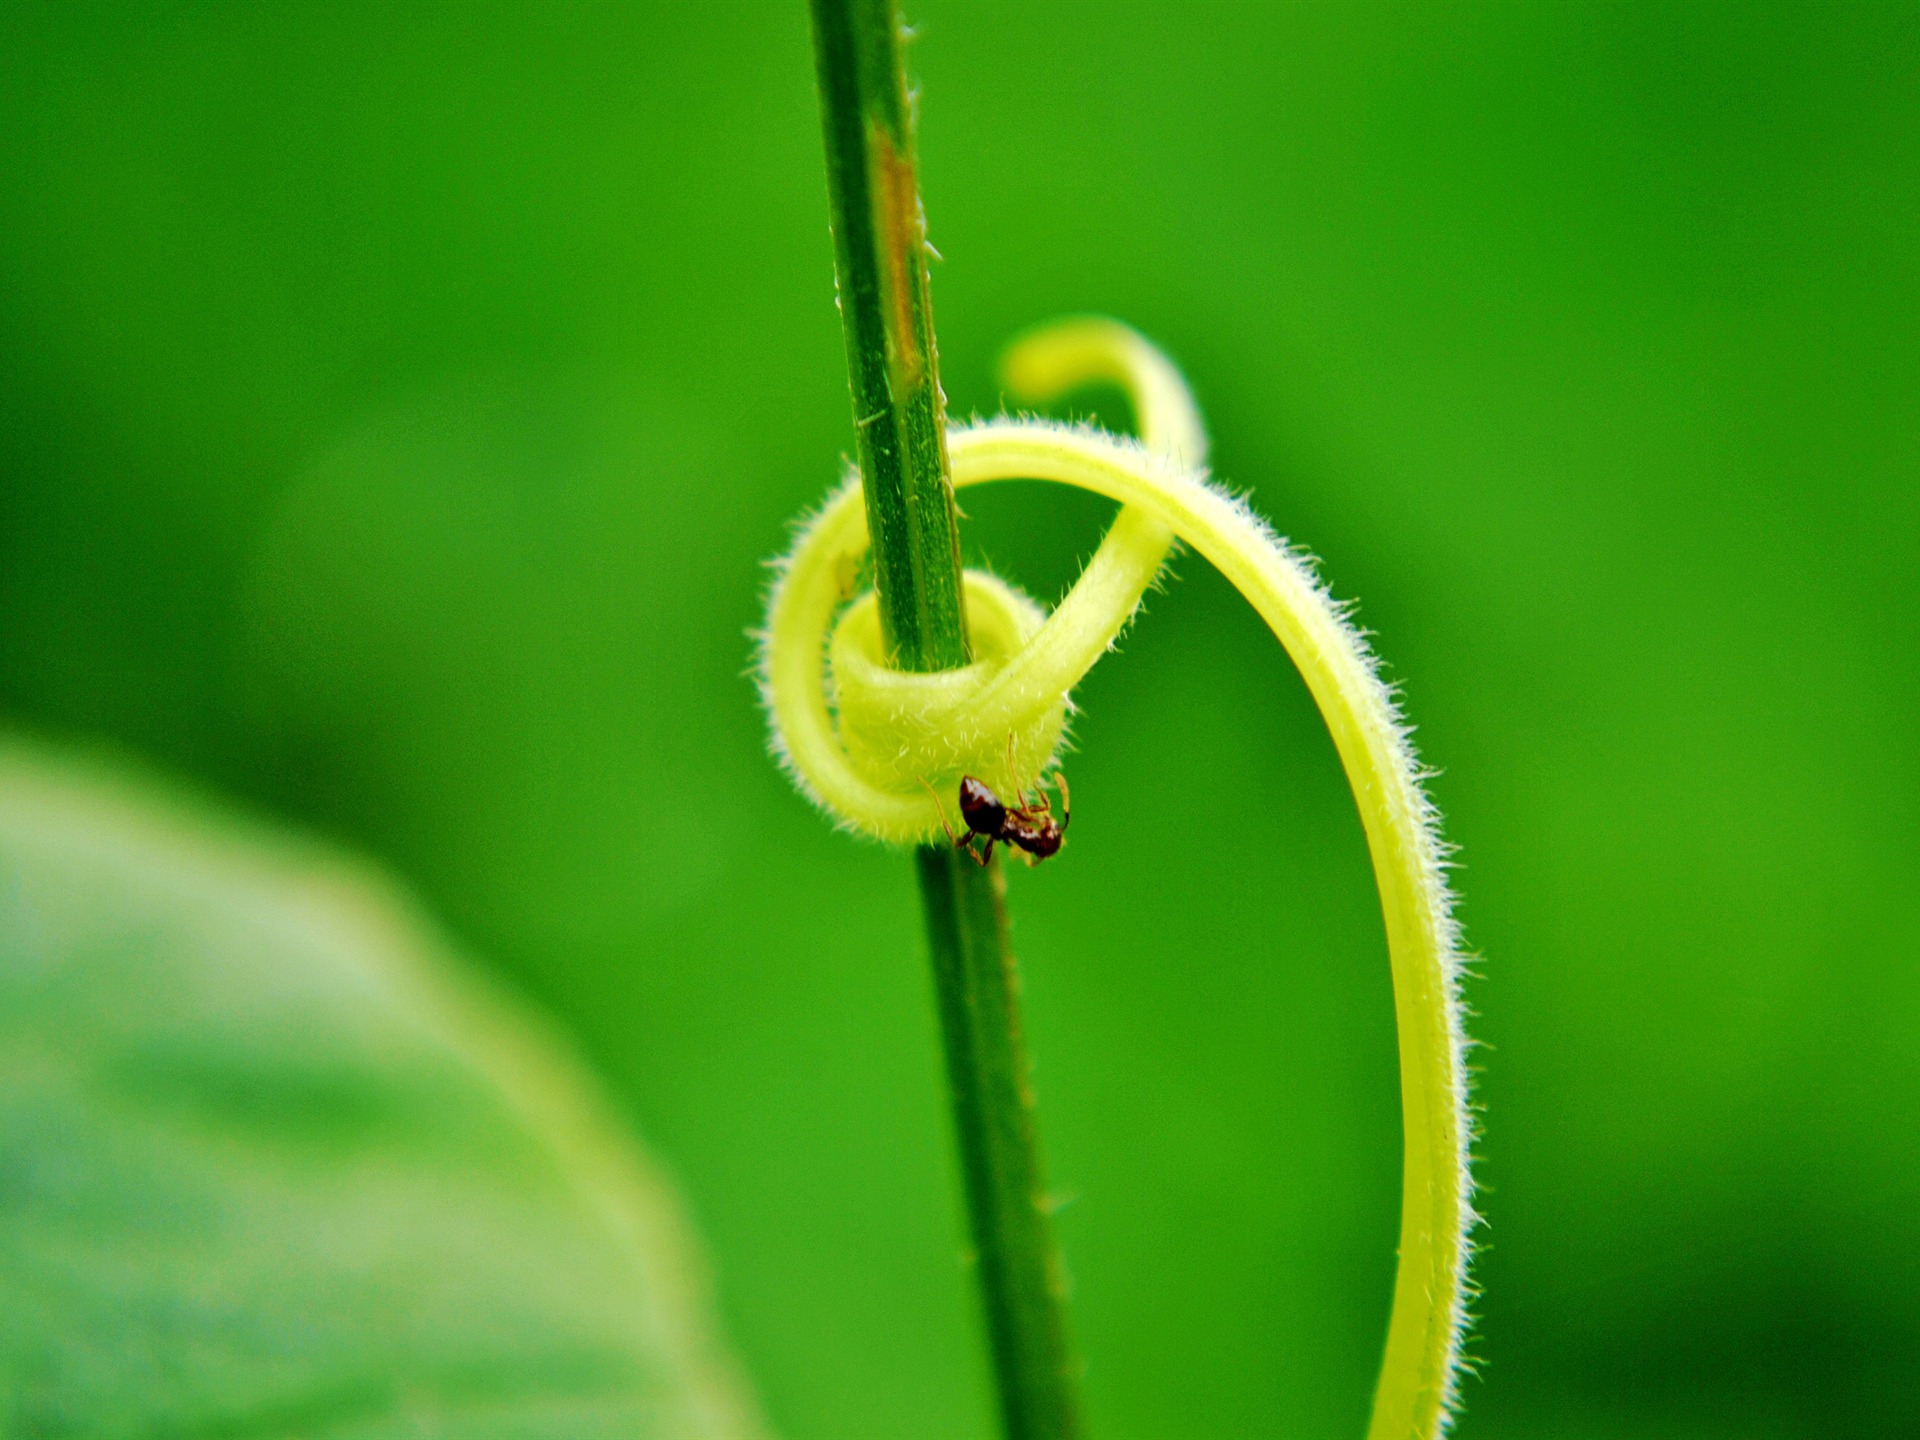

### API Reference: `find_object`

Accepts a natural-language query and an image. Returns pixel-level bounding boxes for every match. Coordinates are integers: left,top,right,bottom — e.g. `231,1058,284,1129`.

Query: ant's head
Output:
958,776,1005,836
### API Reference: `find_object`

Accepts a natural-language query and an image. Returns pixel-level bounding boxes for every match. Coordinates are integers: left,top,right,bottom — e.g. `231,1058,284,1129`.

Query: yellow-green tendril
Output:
758,318,1476,1439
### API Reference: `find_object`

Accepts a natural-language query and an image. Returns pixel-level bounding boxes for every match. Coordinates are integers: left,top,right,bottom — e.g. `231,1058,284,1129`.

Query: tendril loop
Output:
757,317,1477,1439
759,318,1199,844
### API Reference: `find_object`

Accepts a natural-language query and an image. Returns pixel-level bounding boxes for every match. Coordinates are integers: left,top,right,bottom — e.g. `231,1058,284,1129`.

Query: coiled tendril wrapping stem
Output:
758,318,1477,1440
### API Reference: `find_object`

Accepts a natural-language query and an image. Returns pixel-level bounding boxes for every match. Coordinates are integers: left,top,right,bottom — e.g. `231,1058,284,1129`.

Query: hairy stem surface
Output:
805,5,1082,1437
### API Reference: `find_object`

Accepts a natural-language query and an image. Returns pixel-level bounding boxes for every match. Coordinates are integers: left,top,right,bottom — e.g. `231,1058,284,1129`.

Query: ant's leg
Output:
999,732,1032,811
1013,737,1059,817
917,776,966,850
1053,771,1071,829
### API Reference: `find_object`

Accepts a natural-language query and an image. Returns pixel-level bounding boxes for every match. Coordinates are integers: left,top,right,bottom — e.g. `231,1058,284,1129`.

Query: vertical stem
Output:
808,0,966,673
916,850,1081,1440
806,4,1083,1438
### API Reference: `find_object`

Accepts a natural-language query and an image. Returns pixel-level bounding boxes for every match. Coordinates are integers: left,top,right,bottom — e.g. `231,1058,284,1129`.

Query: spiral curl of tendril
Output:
757,317,1477,1439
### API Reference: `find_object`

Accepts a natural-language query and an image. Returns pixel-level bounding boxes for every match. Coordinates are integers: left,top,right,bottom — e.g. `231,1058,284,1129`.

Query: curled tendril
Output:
759,319,1199,841
757,317,1476,1439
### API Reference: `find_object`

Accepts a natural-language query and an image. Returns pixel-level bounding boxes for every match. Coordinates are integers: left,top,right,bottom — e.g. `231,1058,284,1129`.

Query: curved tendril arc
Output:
757,316,1478,1440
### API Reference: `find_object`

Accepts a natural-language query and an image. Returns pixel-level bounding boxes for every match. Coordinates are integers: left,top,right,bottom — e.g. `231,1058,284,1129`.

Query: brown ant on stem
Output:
920,743,1071,867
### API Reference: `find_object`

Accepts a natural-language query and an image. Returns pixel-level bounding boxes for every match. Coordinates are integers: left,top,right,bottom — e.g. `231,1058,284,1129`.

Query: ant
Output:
922,746,1072,867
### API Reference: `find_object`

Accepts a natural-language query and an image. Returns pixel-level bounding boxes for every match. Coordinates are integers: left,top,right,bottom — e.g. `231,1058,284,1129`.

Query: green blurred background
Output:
2,2,1915,1436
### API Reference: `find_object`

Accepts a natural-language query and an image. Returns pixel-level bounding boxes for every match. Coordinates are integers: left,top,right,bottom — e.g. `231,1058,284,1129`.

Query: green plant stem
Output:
806,4,1082,1438
915,849,1080,1440
808,0,964,672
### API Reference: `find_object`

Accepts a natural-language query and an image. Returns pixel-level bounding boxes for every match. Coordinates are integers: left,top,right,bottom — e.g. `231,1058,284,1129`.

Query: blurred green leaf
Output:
0,739,765,1440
